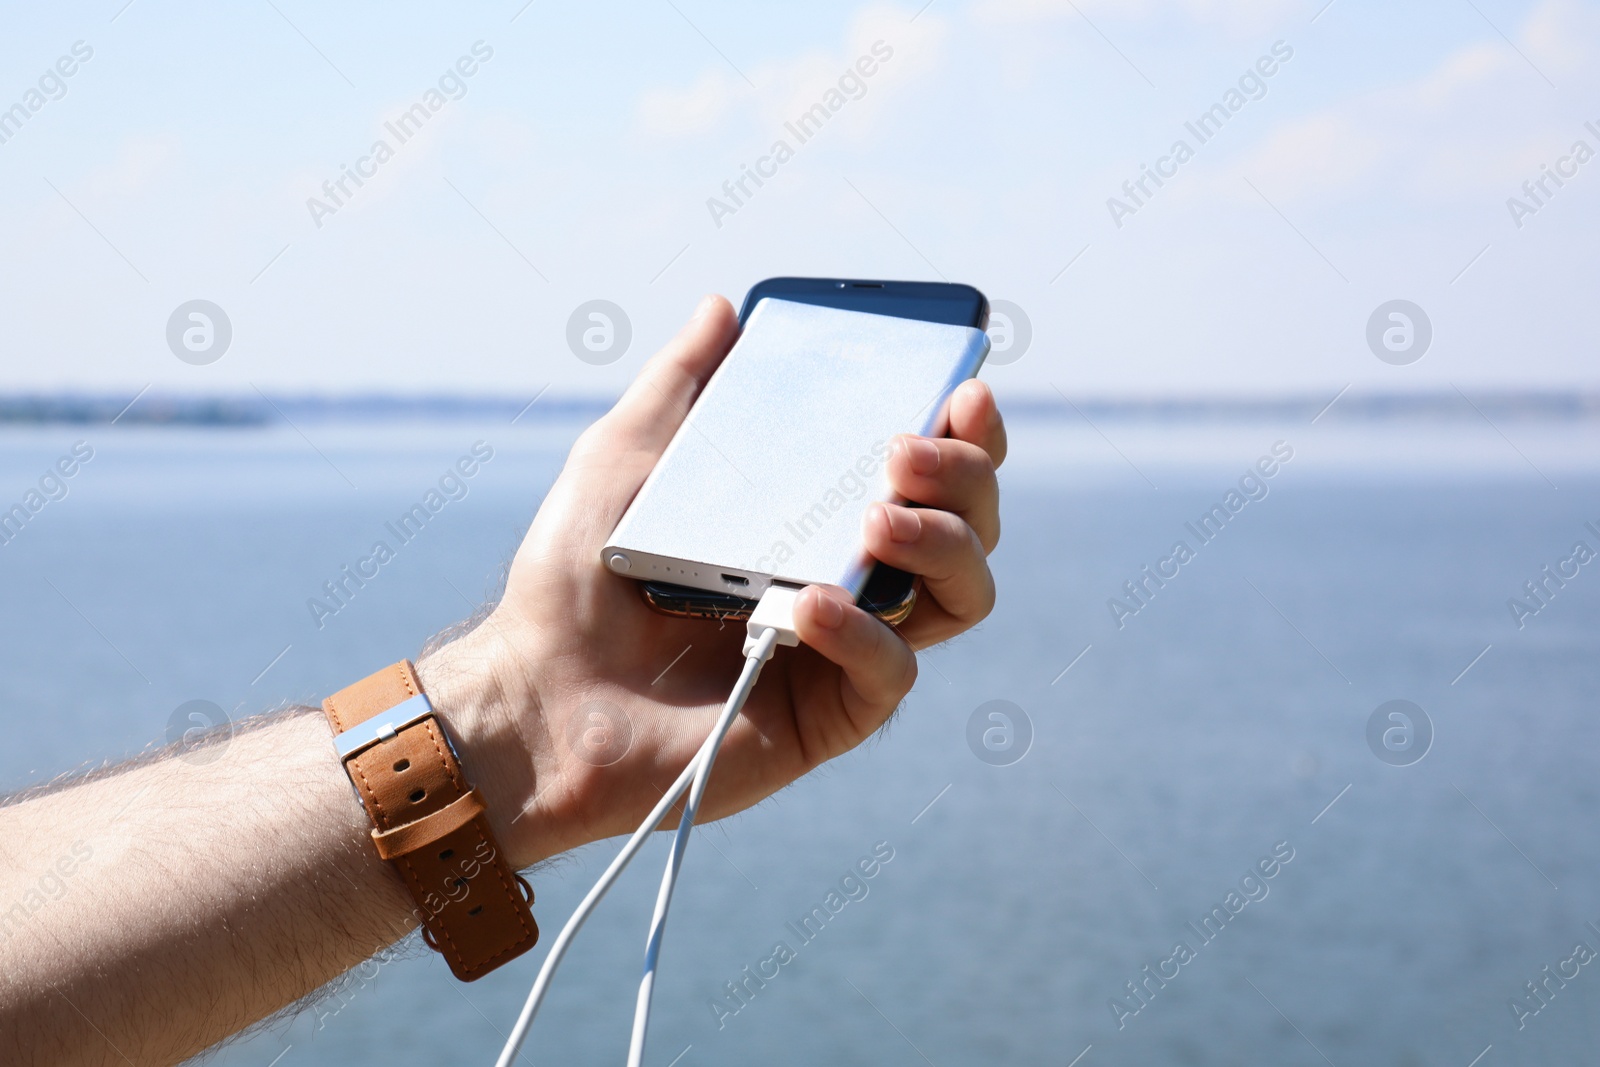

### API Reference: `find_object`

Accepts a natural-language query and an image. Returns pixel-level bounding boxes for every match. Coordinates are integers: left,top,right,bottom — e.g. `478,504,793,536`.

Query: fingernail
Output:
811,588,844,629
900,436,940,475
692,294,716,320
883,504,922,544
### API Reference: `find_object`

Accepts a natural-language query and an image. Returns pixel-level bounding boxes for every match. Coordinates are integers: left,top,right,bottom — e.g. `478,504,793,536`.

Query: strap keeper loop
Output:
370,787,488,861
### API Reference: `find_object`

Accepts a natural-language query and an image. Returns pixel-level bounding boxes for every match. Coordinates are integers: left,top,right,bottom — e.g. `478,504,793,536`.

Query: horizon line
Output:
0,389,1596,427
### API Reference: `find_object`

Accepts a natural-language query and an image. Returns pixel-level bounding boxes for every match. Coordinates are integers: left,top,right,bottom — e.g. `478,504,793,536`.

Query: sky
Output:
0,0,1596,399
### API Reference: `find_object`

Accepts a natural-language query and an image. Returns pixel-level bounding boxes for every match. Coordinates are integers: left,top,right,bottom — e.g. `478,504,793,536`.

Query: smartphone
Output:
627,277,990,624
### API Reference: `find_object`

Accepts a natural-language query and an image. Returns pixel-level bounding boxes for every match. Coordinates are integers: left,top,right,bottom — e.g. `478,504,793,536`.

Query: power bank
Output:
602,298,990,600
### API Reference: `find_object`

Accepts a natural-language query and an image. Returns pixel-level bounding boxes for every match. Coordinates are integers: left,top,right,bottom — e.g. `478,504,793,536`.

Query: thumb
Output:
593,294,739,458
537,294,740,557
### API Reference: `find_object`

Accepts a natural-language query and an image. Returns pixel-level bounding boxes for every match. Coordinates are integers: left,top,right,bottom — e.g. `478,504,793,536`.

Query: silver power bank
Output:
602,298,990,600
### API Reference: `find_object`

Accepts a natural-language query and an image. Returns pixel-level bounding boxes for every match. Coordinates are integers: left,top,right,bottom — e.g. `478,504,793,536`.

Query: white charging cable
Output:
625,585,802,1064
493,584,802,1067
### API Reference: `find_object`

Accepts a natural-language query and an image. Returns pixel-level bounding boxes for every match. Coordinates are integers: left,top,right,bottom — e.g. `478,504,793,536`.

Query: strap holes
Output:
468,905,484,917
453,878,467,889
438,848,454,861
393,758,410,772
409,788,427,803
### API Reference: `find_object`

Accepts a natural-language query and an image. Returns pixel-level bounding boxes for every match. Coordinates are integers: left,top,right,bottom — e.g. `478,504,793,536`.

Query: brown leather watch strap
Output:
323,660,538,981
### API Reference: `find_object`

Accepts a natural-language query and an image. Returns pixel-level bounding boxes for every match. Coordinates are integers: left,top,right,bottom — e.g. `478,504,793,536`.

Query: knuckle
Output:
987,416,1009,467
962,516,988,556
871,624,913,695
897,650,919,698
975,569,997,622
572,418,618,458
951,439,990,472
975,506,1001,550
923,513,976,578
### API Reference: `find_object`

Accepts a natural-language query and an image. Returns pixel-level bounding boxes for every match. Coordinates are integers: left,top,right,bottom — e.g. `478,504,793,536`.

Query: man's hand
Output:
420,294,1007,868
0,293,1006,1066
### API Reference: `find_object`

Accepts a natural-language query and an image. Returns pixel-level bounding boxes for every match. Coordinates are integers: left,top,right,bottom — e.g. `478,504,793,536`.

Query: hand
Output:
419,294,1007,869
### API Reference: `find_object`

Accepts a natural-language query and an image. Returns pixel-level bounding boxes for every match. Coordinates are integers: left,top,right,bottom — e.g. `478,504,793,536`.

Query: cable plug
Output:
744,582,804,657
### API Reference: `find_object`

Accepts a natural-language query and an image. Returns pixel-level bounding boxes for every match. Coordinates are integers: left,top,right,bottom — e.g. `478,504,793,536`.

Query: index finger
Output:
947,378,1007,469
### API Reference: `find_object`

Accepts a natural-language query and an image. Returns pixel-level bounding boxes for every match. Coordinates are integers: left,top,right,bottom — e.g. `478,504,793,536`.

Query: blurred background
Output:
2,1,1598,1064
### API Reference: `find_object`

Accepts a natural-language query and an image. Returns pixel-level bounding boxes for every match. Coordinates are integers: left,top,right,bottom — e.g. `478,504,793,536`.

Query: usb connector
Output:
744,582,804,657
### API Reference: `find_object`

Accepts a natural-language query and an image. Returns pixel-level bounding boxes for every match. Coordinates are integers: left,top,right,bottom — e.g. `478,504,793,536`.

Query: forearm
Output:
0,709,416,1066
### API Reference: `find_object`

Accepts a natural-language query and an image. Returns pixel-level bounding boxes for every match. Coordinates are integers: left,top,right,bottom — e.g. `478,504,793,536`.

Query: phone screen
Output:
641,277,989,623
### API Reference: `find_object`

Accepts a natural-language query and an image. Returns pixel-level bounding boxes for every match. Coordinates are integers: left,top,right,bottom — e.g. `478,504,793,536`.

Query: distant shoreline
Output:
0,391,1595,427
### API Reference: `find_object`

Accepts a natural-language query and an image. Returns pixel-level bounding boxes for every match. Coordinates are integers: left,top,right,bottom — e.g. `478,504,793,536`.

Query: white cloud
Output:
973,0,1298,33
1411,43,1514,110
1231,113,1381,201
1522,0,1600,78
635,5,949,142
1211,0,1600,205
639,67,741,139
75,134,180,203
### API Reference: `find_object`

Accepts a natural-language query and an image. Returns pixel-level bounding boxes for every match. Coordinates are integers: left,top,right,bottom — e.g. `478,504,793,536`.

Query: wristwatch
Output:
322,660,538,980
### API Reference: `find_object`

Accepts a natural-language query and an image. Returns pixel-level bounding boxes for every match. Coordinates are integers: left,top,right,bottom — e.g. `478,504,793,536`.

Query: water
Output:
2,413,1597,1066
